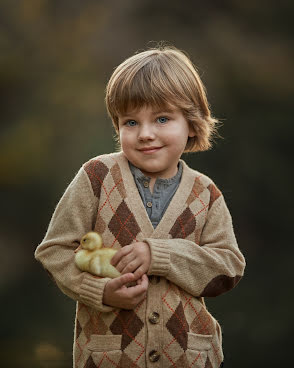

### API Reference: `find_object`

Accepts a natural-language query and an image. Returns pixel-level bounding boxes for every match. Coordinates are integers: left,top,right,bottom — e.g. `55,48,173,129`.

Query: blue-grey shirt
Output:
129,161,183,228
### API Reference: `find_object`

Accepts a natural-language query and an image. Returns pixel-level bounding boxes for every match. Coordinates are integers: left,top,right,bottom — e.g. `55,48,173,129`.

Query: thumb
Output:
111,273,135,290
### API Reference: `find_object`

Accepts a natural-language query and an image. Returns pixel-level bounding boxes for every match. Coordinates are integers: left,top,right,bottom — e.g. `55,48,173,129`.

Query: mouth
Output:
138,146,162,154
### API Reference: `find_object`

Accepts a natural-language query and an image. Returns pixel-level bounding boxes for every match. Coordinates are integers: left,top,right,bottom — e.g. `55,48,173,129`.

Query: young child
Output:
35,45,245,368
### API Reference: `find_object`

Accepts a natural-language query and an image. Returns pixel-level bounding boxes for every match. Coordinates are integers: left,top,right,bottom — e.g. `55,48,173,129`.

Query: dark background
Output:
1,0,293,367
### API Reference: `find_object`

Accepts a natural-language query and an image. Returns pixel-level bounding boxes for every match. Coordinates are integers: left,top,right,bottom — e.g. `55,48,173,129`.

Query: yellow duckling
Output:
75,232,120,278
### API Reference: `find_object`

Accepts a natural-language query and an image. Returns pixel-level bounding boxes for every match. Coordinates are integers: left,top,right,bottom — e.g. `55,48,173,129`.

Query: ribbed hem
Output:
79,273,114,312
144,239,170,276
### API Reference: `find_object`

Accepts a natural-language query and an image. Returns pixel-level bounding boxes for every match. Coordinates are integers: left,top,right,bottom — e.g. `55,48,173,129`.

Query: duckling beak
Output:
74,244,83,253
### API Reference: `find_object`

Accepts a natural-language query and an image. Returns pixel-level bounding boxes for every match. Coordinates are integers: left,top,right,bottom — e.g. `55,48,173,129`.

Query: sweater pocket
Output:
186,332,212,367
86,334,122,366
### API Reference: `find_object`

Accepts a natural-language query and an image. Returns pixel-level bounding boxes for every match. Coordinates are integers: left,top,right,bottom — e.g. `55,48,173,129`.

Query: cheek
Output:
119,131,133,152
165,129,189,147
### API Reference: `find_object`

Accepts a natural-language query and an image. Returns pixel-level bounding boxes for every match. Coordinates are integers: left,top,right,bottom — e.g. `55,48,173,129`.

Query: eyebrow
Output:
151,109,175,115
119,108,176,119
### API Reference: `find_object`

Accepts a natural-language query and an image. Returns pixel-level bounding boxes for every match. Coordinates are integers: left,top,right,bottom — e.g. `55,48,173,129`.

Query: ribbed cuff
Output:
144,239,170,276
79,273,114,312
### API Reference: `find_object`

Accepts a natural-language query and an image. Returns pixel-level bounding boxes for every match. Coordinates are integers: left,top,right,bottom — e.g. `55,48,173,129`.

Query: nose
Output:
138,123,155,141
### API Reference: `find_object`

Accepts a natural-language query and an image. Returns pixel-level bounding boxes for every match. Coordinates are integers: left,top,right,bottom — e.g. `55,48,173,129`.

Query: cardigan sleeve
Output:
144,195,246,297
34,166,113,312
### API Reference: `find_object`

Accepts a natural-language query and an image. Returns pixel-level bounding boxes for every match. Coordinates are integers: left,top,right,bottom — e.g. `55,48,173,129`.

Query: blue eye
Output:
157,117,168,124
126,120,137,127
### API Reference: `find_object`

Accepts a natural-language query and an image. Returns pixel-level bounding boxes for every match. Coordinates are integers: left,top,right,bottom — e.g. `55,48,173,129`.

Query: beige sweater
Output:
35,152,245,368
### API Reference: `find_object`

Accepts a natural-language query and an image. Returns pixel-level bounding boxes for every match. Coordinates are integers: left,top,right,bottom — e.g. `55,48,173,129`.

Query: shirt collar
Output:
129,161,183,186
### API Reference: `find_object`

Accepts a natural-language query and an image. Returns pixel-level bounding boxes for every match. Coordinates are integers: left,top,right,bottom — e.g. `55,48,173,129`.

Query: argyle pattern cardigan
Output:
35,152,245,368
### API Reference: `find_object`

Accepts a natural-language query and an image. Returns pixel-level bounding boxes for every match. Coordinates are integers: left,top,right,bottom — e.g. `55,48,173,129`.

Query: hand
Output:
111,242,151,280
103,273,148,310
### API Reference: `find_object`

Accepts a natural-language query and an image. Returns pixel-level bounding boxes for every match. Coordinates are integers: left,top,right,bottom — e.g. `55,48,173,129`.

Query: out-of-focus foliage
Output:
0,0,293,367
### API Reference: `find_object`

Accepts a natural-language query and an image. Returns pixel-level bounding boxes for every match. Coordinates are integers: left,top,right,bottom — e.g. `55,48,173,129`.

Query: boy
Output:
35,45,245,368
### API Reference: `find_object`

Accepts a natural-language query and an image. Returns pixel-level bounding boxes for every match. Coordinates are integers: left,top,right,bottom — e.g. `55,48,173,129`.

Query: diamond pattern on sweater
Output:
71,155,228,367
88,351,121,367
94,211,107,235
169,207,196,239
75,320,82,339
207,183,221,210
205,356,213,368
84,159,109,198
110,164,127,199
190,307,215,335
119,352,140,367
77,304,91,328
85,355,96,368
170,353,189,367
108,200,140,246
166,302,189,351
109,309,144,351
187,177,206,206
83,311,108,338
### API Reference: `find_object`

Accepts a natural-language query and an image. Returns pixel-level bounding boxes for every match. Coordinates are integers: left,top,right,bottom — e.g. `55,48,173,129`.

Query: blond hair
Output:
105,45,219,152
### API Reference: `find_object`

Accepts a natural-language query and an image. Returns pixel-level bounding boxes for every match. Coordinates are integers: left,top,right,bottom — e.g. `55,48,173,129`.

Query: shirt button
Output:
147,201,152,208
149,350,160,362
149,312,160,324
143,181,149,188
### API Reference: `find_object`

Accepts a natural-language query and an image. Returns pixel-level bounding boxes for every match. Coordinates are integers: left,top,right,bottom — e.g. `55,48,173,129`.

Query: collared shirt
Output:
129,161,183,228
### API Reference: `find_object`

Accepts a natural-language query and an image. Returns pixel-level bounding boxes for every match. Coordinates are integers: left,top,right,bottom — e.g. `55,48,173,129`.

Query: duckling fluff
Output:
75,232,120,278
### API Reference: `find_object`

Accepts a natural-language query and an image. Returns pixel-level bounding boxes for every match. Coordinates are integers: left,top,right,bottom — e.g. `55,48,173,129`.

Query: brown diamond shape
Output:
110,163,127,199
108,200,141,246
170,353,189,368
194,227,202,245
186,177,206,206
205,356,213,368
83,311,108,339
94,212,106,234
190,307,215,335
119,352,140,367
75,320,82,339
169,207,196,239
85,355,96,368
166,302,189,351
110,310,144,350
207,183,221,210
84,159,109,198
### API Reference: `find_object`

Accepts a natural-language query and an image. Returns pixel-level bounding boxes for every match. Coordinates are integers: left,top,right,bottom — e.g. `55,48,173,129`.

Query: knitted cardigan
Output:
35,152,245,368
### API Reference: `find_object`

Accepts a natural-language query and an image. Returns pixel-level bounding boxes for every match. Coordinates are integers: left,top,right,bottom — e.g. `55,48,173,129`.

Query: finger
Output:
128,275,149,296
119,257,140,274
110,273,135,291
115,252,135,269
136,273,147,284
111,245,133,266
139,274,149,290
133,266,148,280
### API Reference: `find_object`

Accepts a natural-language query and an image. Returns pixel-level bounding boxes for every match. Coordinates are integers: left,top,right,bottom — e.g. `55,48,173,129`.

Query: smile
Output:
138,147,162,154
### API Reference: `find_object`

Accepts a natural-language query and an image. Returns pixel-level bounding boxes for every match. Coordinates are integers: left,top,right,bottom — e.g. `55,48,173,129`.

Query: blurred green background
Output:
1,0,293,367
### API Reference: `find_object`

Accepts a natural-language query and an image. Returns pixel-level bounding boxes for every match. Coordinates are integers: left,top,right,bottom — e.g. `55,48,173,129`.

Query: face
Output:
118,105,195,179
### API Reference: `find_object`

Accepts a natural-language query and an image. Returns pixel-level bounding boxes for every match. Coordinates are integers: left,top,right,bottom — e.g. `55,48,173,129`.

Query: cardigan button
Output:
147,201,152,208
143,181,149,188
149,312,160,324
149,350,160,362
